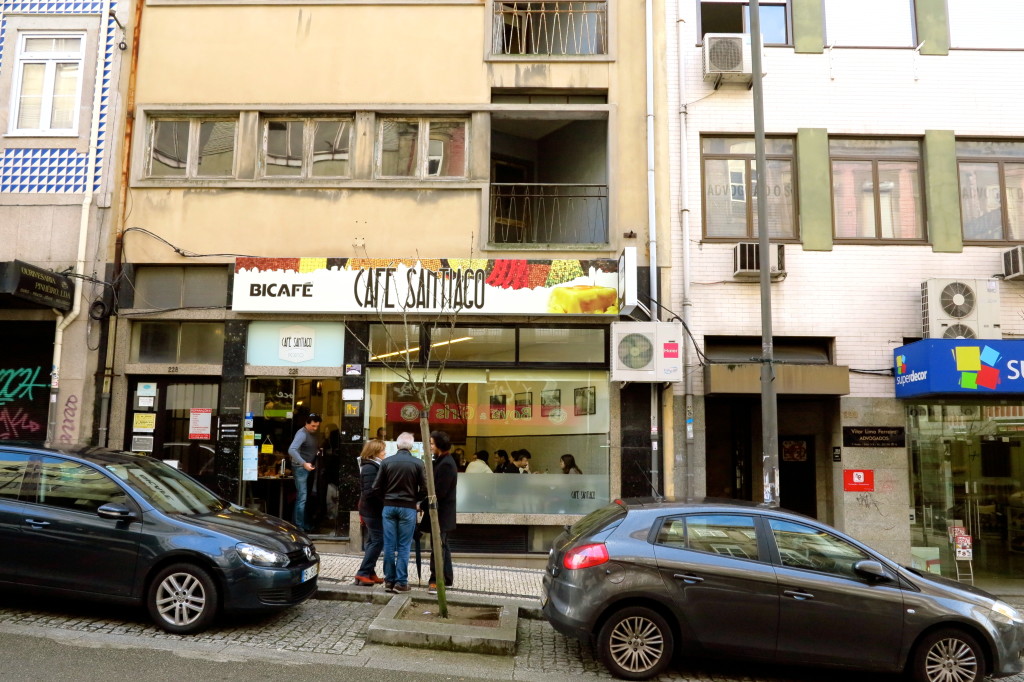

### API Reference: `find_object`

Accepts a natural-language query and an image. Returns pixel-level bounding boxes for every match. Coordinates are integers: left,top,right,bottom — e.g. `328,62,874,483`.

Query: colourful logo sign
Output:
952,345,1002,390
895,355,906,375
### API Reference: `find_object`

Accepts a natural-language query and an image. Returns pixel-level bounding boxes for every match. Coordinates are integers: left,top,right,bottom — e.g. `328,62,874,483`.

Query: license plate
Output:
302,562,319,582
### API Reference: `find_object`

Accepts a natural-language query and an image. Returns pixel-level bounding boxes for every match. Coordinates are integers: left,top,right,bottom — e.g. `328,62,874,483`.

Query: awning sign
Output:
895,339,1024,397
0,260,73,311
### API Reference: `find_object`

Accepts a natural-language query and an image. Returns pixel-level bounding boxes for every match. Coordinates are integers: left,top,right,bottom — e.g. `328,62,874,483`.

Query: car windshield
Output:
104,456,227,515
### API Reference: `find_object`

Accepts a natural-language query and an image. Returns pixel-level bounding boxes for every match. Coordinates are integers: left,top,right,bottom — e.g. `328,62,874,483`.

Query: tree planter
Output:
367,594,518,655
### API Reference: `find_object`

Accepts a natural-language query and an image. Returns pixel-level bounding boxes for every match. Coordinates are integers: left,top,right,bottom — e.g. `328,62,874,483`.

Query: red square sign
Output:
843,469,874,492
663,342,679,359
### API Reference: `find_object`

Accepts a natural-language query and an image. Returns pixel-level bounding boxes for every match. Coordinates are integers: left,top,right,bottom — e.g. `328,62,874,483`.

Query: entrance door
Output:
779,435,816,517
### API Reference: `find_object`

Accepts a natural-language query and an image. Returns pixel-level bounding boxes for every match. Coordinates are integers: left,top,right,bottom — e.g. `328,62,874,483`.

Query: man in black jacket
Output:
421,430,457,594
371,432,426,593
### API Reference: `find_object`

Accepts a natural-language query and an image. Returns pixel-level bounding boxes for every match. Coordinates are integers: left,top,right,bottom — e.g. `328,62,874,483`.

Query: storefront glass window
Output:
368,367,610,515
907,401,1024,582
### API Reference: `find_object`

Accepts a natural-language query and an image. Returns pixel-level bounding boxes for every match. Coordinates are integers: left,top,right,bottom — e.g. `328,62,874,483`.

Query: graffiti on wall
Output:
0,366,49,406
0,322,55,443
59,394,79,444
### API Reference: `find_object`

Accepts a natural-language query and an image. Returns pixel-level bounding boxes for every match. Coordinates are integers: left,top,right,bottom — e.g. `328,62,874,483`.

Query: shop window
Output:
148,117,237,178
430,326,515,362
830,138,924,241
823,0,914,47
261,116,353,178
133,266,229,309
8,33,85,135
376,118,468,179
957,140,1024,242
370,324,423,362
948,0,1024,49
130,322,224,364
699,1,789,45
702,136,796,239
519,327,604,363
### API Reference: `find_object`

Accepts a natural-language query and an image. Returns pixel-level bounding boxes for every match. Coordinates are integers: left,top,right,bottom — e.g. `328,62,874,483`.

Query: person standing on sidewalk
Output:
354,439,386,586
421,430,457,595
288,413,321,532
371,432,425,593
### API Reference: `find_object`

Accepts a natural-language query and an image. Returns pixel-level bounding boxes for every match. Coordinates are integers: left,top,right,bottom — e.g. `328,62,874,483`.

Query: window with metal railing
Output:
489,183,608,244
492,0,607,56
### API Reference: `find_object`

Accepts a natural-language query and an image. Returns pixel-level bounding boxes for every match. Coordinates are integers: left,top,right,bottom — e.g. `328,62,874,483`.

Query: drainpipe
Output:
46,0,113,446
645,0,661,492
677,10,694,501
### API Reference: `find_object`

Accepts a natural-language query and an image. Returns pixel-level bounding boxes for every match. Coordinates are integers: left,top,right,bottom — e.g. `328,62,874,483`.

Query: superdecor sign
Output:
894,339,1024,398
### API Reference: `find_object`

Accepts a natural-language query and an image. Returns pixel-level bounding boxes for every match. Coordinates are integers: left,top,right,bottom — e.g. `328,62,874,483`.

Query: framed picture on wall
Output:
540,389,561,417
574,386,596,416
489,394,507,420
514,392,533,419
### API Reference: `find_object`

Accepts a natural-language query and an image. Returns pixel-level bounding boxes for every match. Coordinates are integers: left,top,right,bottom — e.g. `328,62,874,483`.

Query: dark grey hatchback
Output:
543,499,1024,682
0,445,319,634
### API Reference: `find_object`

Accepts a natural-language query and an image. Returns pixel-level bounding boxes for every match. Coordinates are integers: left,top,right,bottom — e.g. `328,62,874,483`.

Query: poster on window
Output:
189,408,213,440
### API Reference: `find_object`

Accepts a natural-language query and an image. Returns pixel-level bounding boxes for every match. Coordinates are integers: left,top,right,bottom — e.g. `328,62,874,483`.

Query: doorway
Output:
780,435,816,517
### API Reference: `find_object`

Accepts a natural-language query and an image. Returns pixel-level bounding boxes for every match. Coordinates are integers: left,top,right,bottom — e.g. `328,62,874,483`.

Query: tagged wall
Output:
0,321,54,443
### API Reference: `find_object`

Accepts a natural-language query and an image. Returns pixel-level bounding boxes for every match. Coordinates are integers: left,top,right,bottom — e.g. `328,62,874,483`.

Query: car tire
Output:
147,563,219,634
911,628,984,682
597,606,674,680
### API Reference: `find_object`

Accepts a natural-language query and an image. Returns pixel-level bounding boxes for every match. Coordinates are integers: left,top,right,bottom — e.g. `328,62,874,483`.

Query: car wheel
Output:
911,628,984,682
597,606,674,680
147,563,219,634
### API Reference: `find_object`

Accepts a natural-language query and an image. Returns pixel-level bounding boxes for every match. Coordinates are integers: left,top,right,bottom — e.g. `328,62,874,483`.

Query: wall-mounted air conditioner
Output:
1003,246,1024,281
610,322,684,382
702,33,754,86
921,279,1001,339
733,242,785,280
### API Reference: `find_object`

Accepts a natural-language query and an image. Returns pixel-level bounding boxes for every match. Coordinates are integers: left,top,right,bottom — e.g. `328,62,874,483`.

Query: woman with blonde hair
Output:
354,439,386,585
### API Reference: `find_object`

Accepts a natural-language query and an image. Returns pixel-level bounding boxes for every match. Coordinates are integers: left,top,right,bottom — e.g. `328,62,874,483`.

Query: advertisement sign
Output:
189,408,212,440
842,426,906,447
279,325,315,363
843,469,874,492
894,339,1024,397
232,256,627,316
954,534,973,560
133,413,156,433
0,260,73,311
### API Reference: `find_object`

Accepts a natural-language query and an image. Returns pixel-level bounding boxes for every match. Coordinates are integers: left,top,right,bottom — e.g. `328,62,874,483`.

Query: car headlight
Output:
991,601,1024,625
236,542,289,567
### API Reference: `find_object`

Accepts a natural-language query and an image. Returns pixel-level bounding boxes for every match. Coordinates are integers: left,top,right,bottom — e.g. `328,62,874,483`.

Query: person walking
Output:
288,413,321,532
370,432,425,593
421,430,457,594
354,439,386,586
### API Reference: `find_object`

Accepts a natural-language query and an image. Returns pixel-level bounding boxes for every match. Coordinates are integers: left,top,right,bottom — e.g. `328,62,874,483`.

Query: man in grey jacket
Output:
371,432,425,593
288,413,321,532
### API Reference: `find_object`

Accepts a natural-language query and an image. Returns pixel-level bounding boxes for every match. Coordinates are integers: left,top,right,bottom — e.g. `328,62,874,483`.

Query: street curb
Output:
315,582,544,620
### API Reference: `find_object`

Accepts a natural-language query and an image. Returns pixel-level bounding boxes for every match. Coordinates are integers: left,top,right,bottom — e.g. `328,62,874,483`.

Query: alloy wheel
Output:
154,571,207,627
606,614,666,674
923,636,979,682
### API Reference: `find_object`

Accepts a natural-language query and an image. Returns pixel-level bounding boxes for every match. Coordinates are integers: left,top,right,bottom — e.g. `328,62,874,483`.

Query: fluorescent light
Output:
370,336,473,361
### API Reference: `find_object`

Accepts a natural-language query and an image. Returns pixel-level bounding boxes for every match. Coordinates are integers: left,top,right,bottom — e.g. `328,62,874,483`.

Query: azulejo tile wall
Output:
0,0,118,193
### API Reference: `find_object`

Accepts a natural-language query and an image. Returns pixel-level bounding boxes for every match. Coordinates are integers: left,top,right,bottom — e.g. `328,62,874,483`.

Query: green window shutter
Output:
924,130,962,253
792,0,824,54
914,0,950,56
797,128,832,251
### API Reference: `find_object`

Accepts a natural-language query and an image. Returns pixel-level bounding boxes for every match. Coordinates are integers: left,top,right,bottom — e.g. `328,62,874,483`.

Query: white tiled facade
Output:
665,0,1024,561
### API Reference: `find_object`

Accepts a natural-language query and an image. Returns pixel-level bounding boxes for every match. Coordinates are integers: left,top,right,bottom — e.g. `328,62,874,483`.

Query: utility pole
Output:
748,0,779,507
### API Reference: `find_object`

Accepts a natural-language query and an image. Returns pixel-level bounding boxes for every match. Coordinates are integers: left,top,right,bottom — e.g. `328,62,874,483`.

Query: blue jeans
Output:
293,465,310,530
382,506,417,585
356,514,384,577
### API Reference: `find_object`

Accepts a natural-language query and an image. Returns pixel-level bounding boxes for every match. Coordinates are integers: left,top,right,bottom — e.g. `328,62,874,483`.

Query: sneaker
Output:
393,584,411,593
385,582,396,593
427,583,437,595
353,575,376,586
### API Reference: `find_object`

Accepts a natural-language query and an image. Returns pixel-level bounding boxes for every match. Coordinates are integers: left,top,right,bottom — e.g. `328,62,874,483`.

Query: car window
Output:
570,502,627,540
105,456,226,515
0,452,30,500
769,519,870,578
32,456,128,512
656,514,760,560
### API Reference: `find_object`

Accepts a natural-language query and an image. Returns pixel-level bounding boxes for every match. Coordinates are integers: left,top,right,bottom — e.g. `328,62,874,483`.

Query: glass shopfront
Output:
907,400,1024,583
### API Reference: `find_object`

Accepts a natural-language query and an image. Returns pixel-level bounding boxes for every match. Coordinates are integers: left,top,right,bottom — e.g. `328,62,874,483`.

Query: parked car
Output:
0,445,319,634
542,499,1024,682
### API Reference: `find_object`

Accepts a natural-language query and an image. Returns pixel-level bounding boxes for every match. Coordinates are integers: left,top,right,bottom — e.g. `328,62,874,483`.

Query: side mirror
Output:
854,559,891,582
97,502,136,521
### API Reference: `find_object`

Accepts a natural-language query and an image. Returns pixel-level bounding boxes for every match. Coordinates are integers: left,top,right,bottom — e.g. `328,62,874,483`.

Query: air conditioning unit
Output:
1003,246,1024,281
921,279,1001,339
733,242,785,279
702,33,753,85
610,322,684,382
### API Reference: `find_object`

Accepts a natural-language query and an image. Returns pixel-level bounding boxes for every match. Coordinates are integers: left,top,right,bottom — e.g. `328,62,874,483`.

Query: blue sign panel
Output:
894,339,1024,398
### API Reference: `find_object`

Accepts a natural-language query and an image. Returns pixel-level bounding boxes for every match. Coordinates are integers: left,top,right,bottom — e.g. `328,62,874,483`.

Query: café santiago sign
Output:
232,257,623,315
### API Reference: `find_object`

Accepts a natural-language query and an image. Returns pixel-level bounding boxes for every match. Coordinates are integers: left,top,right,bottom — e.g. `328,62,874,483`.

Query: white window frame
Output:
260,116,354,179
146,116,238,179
8,31,86,136
822,0,915,48
375,117,469,180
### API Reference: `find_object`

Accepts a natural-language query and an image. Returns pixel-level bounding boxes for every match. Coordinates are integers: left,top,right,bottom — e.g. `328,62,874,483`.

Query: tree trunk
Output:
419,412,448,618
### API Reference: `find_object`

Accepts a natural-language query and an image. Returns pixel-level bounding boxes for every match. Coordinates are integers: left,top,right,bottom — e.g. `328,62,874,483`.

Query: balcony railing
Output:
490,183,608,244
492,0,608,56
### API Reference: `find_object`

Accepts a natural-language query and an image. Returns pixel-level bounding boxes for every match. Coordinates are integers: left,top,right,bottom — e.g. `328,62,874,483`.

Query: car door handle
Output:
783,589,814,600
673,573,705,584
25,519,50,527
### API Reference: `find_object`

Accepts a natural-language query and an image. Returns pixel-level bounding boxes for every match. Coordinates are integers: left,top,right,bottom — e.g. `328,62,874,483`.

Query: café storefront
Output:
897,339,1024,584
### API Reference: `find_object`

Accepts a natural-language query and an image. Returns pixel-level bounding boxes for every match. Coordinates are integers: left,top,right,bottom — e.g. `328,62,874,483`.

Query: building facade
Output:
665,0,1024,584
0,0,129,446
106,0,666,548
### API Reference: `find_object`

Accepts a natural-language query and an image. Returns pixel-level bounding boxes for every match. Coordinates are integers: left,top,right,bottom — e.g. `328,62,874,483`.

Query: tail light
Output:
563,542,609,570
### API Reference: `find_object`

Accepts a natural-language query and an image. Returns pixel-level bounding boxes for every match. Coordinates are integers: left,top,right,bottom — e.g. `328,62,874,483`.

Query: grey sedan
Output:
542,499,1024,682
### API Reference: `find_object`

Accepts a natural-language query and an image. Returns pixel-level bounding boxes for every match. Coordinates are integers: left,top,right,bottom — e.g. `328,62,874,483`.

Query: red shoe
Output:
353,575,376,586
370,575,385,584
